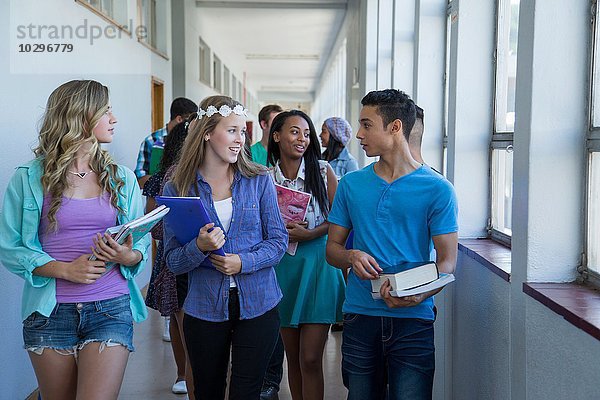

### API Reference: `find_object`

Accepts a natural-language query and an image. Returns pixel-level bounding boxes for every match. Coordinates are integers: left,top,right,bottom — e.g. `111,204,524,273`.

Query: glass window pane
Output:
491,148,513,235
213,56,222,92
593,5,600,127
83,0,126,26
588,153,600,273
224,66,231,96
494,0,520,133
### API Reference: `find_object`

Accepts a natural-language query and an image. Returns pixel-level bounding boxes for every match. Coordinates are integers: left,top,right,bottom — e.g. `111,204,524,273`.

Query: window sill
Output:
458,238,511,282
523,282,600,341
137,39,169,60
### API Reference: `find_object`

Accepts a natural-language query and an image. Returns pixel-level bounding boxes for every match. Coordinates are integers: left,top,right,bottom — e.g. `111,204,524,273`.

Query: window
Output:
232,76,239,100
199,37,211,85
77,0,128,27
586,3,600,276
213,55,222,92
490,0,520,243
442,0,456,177
224,66,231,97
138,0,167,55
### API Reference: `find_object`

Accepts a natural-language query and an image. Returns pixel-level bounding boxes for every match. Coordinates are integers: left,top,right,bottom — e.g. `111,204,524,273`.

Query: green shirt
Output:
251,142,269,166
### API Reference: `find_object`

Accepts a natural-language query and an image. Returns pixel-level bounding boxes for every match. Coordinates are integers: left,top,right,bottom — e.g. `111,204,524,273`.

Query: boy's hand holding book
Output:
379,279,427,308
348,249,382,279
91,232,141,266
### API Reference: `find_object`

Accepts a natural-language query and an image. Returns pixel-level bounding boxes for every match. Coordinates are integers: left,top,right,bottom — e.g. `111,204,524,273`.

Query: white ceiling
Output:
194,0,347,103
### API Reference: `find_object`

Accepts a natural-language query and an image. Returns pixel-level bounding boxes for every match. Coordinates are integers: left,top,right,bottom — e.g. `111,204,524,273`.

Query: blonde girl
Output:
0,80,149,400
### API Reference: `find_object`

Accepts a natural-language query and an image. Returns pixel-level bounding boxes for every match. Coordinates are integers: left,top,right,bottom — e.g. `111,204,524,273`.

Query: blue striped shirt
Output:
162,171,288,322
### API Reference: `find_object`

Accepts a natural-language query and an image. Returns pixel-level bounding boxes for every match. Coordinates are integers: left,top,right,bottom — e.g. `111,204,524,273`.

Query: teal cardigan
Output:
0,159,149,322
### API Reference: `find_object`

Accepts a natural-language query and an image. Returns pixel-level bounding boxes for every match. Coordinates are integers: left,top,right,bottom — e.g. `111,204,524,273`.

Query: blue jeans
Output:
23,294,134,354
342,313,435,400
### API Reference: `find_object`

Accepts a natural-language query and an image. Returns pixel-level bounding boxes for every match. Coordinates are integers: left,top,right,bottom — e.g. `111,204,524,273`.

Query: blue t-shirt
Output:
328,163,458,320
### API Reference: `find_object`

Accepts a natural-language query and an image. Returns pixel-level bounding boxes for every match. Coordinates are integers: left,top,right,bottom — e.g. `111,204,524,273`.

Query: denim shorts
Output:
23,294,134,355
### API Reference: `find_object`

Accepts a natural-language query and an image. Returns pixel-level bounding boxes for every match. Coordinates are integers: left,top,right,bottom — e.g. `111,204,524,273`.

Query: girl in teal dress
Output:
267,110,345,400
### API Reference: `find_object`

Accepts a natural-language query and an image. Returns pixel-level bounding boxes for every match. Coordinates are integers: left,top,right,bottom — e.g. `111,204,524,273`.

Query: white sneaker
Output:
172,380,188,394
162,316,171,342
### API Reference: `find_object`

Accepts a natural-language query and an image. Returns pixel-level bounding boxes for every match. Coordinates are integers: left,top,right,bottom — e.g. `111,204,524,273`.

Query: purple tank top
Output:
39,194,129,303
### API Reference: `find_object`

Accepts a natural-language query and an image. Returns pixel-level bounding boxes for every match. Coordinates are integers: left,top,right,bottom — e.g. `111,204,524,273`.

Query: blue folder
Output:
155,196,226,262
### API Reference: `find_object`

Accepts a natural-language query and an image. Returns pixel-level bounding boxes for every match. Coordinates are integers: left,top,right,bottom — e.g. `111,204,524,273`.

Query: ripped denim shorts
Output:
23,294,134,355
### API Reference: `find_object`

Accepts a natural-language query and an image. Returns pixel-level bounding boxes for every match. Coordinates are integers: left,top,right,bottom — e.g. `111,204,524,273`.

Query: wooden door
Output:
151,77,164,131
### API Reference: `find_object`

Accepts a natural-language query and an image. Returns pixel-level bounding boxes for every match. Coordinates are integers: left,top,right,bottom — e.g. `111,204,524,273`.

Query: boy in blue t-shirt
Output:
326,89,458,399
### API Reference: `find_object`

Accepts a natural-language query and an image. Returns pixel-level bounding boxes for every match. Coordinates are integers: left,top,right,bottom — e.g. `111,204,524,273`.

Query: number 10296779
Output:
18,43,73,53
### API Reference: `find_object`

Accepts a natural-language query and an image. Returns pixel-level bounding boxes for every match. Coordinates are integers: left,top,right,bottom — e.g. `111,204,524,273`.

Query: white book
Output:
89,205,170,263
372,273,455,299
370,261,439,293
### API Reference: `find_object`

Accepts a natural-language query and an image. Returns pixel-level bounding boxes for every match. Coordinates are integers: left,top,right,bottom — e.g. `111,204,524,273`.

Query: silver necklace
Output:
69,170,93,179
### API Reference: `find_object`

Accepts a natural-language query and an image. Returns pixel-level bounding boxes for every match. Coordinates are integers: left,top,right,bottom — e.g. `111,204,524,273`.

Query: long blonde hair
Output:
33,80,124,231
171,95,264,196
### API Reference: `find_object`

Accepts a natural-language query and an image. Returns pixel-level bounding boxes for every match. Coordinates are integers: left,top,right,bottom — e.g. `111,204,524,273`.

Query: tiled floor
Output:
119,310,348,399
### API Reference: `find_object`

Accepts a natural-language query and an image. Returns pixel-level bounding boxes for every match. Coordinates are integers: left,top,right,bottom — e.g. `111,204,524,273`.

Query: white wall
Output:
1,1,172,397
526,298,600,400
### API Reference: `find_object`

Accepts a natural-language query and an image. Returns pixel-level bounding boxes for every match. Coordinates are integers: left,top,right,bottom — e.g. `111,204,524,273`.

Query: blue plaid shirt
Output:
134,126,167,178
162,171,288,322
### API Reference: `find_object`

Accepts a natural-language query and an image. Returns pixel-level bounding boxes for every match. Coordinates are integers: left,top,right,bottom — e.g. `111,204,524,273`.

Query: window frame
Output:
223,66,231,97
199,37,211,86
137,0,168,59
213,55,223,93
489,0,519,247
442,0,455,177
584,0,600,285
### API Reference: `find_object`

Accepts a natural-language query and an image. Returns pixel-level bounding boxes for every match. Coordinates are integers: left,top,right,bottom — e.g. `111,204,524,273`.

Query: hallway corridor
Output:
119,310,348,399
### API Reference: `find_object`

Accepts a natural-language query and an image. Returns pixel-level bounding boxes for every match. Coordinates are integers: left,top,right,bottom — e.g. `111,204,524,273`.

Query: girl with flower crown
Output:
162,95,288,399
0,80,149,399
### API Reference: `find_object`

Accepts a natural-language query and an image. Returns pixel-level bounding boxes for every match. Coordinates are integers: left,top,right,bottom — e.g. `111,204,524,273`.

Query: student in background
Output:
408,105,443,176
135,97,197,188
253,105,284,400
142,122,193,397
267,110,345,400
251,104,283,166
320,117,358,179
162,95,288,400
408,104,425,164
326,89,458,400
0,80,149,400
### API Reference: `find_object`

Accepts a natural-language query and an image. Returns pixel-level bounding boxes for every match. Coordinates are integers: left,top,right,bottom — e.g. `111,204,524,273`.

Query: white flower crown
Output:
196,104,248,119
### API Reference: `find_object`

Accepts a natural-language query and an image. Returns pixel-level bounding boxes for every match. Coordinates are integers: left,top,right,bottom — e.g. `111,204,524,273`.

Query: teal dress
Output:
272,160,345,328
